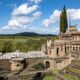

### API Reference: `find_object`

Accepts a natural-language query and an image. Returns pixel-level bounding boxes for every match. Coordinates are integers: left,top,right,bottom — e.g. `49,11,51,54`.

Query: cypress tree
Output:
60,6,68,33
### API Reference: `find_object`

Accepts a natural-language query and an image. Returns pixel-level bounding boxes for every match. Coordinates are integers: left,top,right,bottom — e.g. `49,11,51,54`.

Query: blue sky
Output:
0,0,80,34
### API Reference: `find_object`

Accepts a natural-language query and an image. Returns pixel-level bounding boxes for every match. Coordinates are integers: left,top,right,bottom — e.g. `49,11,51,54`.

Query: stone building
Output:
42,26,80,70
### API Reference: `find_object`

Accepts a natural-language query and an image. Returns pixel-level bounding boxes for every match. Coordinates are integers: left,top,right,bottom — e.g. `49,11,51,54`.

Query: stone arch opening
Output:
21,59,28,69
45,61,50,69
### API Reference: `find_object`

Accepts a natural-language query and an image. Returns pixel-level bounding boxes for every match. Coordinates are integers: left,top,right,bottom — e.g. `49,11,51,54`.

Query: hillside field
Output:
0,35,58,53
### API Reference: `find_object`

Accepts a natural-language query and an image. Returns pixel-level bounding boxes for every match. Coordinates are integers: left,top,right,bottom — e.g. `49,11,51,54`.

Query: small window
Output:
65,47,67,53
61,46,63,51
56,48,59,56
76,47,78,51
45,61,50,69
73,47,75,50
16,64,20,67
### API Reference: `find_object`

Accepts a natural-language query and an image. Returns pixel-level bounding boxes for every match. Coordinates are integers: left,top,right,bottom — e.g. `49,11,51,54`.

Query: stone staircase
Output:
57,60,80,80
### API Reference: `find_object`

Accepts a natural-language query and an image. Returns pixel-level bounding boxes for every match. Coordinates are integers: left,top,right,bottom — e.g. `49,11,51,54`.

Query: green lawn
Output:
68,67,80,75
43,75,55,80
64,73,78,80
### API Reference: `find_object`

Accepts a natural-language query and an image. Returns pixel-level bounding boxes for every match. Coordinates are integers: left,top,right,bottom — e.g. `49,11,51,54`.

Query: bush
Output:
1,41,14,53
32,63,45,70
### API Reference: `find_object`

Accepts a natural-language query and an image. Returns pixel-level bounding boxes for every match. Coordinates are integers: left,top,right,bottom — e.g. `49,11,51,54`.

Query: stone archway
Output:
21,59,28,69
45,61,50,69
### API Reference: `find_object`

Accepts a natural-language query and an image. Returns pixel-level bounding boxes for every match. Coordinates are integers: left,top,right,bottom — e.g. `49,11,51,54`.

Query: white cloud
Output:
8,16,33,27
12,3,39,16
2,26,10,30
32,11,42,17
67,9,80,20
29,0,42,4
32,27,59,34
43,9,80,27
1,2,42,34
43,10,61,27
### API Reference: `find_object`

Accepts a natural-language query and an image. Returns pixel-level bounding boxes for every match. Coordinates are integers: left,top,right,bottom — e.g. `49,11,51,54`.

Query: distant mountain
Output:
14,32,56,36
0,32,56,36
14,32,39,36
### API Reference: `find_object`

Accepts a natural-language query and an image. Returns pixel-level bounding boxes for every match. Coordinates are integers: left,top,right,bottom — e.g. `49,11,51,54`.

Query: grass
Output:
74,63,80,66
64,73,78,80
0,35,58,52
68,67,80,74
52,69,59,75
43,75,55,80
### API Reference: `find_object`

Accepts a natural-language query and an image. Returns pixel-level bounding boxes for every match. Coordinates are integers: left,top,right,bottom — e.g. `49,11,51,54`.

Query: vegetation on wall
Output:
32,63,45,70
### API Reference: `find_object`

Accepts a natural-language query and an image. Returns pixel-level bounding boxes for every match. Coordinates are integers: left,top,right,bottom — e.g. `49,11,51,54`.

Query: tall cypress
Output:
60,6,68,33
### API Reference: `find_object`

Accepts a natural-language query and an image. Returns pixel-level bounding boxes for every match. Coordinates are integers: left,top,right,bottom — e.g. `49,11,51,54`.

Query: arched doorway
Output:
21,59,28,69
45,61,50,69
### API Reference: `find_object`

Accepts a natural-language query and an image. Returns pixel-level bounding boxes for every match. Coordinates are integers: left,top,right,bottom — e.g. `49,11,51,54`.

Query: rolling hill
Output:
0,32,56,37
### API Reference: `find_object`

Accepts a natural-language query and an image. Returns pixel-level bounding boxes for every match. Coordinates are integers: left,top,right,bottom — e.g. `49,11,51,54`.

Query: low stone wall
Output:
0,59,11,71
0,59,24,71
0,58,44,71
11,60,23,71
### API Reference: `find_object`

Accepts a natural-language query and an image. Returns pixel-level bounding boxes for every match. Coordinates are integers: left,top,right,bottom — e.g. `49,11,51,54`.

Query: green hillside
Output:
0,35,58,53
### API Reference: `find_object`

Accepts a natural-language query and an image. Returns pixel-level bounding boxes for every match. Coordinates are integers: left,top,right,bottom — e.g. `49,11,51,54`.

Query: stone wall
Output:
11,60,23,71
0,59,25,71
0,59,11,71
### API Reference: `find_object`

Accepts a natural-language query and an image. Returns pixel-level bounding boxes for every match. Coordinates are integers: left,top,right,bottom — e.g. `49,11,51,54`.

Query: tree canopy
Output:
1,41,13,53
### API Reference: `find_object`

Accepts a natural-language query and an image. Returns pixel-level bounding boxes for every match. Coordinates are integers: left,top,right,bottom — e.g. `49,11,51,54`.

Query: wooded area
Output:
0,36,58,53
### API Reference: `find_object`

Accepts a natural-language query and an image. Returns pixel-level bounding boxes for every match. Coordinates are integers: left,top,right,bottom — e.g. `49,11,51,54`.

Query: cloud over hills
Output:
1,2,42,34
12,3,39,16
43,9,80,27
1,0,80,34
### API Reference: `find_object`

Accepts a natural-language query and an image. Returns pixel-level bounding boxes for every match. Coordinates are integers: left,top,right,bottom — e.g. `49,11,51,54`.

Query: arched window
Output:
65,47,67,54
56,48,59,56
45,61,50,69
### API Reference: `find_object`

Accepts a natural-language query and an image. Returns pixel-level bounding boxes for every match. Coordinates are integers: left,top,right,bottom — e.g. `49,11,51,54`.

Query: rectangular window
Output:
73,47,75,50
61,46,63,51
76,47,78,51
56,48,59,56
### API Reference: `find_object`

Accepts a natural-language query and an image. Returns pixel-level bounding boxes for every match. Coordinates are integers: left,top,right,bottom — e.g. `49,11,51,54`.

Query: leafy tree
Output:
60,6,68,33
1,41,13,53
